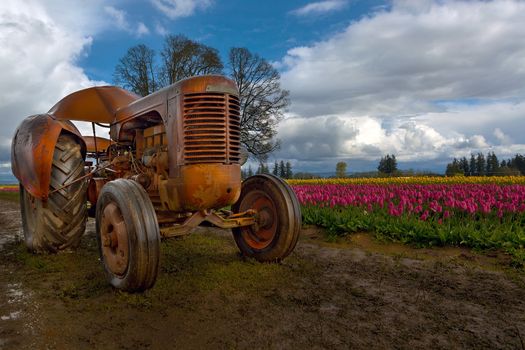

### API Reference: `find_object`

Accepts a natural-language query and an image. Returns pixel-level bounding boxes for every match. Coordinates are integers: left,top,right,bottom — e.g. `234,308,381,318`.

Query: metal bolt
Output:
102,236,111,247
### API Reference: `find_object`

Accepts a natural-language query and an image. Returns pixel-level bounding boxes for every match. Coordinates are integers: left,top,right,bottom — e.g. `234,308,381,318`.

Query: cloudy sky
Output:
1,0,524,176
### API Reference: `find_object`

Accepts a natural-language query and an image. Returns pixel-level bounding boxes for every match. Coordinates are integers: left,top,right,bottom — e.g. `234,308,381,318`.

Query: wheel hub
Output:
257,208,274,229
100,202,129,276
240,192,278,250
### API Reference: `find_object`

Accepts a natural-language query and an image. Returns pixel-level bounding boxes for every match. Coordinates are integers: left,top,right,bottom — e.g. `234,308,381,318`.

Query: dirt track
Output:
2,198,525,349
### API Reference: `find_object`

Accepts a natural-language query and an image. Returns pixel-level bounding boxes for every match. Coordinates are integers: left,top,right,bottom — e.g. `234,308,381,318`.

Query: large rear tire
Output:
20,134,87,252
96,179,160,292
232,174,301,262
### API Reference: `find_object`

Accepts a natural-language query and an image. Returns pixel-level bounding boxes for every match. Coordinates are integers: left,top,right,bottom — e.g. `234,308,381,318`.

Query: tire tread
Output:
20,134,87,253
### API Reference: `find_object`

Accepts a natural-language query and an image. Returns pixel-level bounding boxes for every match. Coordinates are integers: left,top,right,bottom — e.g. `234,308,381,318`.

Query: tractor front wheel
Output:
232,174,301,261
96,179,160,292
20,134,87,252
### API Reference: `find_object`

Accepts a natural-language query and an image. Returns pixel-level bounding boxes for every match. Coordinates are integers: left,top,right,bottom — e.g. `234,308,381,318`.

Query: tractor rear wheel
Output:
20,134,87,252
232,174,301,262
96,179,160,292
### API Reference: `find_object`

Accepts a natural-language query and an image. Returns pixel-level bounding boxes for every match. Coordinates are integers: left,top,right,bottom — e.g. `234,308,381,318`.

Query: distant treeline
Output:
445,152,525,176
242,160,293,179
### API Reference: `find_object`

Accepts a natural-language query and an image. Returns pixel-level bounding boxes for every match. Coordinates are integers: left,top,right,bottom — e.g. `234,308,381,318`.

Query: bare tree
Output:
228,47,290,162
114,41,288,162
113,44,158,96
160,34,223,85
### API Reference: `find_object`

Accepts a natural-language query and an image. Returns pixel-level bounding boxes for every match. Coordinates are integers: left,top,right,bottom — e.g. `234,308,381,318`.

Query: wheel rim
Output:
100,202,129,276
240,190,278,250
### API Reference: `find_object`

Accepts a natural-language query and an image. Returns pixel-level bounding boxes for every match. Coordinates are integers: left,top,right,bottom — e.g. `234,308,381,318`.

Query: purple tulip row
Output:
292,184,525,221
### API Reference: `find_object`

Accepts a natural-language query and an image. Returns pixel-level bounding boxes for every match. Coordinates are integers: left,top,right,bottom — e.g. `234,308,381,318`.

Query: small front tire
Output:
96,179,160,292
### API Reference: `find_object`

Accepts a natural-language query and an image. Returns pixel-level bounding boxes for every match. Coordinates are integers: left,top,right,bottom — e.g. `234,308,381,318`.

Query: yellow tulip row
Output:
2,176,524,191
287,176,525,186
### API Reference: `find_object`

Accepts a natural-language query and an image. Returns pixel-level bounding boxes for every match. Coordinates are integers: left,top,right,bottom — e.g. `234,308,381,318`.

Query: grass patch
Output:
154,233,298,302
302,205,525,265
0,191,19,202
5,229,313,313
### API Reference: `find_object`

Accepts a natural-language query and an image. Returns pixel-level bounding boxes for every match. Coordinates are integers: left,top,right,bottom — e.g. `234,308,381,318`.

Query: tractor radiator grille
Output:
183,92,241,164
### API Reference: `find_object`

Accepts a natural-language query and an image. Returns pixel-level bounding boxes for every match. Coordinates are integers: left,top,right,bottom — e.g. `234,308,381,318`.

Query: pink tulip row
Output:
292,184,525,221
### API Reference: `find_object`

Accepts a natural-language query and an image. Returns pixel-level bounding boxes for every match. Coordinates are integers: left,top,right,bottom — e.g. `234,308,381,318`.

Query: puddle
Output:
7,283,25,303
1,310,21,321
0,206,22,250
0,201,39,348
0,280,40,348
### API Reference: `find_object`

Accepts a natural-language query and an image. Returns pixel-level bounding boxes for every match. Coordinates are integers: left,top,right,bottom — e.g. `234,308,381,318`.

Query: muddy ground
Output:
2,198,525,349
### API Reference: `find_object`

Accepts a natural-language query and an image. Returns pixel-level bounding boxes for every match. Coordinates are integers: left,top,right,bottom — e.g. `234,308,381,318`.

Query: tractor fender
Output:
11,114,86,201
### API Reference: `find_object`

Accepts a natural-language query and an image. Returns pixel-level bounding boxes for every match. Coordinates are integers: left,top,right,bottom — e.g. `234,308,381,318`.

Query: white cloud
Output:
278,114,455,162
276,109,525,173
405,100,525,162
278,0,525,172
494,128,513,145
291,0,347,17
150,0,212,19
137,22,150,36
155,22,168,36
282,0,525,117
277,115,357,160
104,6,150,37
104,6,127,30
0,0,109,163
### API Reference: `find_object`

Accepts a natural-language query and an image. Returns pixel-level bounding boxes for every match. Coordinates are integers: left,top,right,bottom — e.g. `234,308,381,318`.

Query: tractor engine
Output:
93,89,242,216
129,91,243,214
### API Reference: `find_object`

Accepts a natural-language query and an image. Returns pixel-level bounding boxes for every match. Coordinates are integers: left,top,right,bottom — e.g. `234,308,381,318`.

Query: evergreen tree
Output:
469,154,477,176
486,151,499,176
445,152,524,177
476,152,486,176
273,161,279,176
391,155,398,173
378,154,398,175
445,158,463,176
445,163,454,177
511,154,525,175
460,157,469,176
279,160,286,178
285,161,293,179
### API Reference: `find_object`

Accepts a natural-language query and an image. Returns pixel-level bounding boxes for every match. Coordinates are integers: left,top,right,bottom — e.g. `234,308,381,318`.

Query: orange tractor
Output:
11,75,301,292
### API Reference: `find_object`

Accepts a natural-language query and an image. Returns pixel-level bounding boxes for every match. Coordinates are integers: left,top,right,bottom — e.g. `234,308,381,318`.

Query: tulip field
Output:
3,178,525,261
290,176,525,263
